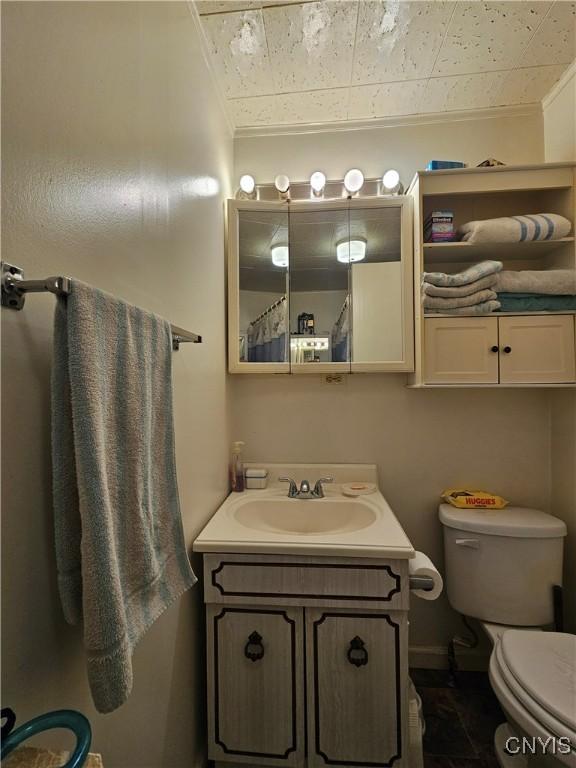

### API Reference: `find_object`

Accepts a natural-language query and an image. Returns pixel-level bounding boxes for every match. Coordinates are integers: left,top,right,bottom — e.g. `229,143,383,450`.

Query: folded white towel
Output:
459,213,571,244
424,260,502,288
494,269,576,295
425,300,501,315
422,274,497,297
423,288,497,309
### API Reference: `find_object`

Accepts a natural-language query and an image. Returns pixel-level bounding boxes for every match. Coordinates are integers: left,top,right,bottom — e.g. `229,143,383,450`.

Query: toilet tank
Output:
439,504,567,626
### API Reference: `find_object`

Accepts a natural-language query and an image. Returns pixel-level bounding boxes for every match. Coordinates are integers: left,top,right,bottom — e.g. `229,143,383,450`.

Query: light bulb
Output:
310,171,326,196
274,174,290,193
271,245,289,268
381,169,403,194
336,239,366,264
382,169,400,190
343,168,364,194
239,174,255,194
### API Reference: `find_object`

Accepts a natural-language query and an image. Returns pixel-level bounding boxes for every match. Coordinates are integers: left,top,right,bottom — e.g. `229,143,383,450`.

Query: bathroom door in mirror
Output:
288,201,352,373
228,201,290,373
348,198,414,372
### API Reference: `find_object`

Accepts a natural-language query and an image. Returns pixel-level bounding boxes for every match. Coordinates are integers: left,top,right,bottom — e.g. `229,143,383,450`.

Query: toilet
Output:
439,503,575,767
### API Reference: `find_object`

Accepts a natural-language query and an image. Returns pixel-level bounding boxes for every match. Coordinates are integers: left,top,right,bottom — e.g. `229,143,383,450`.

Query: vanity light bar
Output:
236,170,403,201
290,337,330,351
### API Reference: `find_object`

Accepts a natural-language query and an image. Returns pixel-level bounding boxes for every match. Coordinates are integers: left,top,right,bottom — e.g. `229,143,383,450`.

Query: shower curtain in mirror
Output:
248,297,287,362
331,296,350,362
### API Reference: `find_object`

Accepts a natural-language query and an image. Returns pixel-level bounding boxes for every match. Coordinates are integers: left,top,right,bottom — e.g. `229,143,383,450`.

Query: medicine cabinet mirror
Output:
228,197,414,374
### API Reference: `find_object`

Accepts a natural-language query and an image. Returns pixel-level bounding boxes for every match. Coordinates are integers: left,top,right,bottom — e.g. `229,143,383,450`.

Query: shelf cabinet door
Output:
207,606,305,767
306,610,408,768
424,317,499,384
499,315,576,384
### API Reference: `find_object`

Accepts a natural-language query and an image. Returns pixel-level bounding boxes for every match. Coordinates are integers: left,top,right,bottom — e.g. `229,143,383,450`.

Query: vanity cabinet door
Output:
498,315,576,384
424,317,499,384
306,610,408,768
207,605,305,767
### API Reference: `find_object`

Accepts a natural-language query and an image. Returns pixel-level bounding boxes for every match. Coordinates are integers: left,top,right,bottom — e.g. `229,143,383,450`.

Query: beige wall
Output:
235,109,544,186
231,375,552,652
544,66,576,163
1,3,231,767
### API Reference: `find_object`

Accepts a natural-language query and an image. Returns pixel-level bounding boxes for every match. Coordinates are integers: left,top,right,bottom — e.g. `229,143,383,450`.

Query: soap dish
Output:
341,482,377,497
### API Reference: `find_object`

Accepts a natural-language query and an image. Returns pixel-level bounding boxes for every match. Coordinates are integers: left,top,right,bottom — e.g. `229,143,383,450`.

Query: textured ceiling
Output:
195,0,576,130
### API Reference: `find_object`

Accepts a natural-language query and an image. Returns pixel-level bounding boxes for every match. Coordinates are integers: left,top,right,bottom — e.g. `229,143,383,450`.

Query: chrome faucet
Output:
279,477,334,499
313,477,334,498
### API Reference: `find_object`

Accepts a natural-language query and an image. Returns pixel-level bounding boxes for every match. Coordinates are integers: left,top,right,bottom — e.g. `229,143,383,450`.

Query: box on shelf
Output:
424,210,457,243
426,160,466,170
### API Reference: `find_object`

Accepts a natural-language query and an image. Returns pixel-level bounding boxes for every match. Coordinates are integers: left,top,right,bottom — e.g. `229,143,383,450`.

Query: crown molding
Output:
233,103,542,140
186,1,235,139
542,60,576,111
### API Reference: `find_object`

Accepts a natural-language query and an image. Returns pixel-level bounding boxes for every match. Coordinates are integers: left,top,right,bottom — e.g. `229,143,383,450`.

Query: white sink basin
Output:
234,497,377,535
193,464,414,559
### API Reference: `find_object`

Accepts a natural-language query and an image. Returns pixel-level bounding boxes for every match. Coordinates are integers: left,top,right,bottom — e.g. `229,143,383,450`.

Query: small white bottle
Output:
230,441,246,493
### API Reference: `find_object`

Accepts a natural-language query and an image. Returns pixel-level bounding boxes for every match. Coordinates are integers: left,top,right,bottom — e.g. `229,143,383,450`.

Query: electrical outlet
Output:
323,374,346,385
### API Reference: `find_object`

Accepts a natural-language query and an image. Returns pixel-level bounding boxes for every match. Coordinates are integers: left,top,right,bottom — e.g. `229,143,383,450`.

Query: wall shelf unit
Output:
408,162,576,388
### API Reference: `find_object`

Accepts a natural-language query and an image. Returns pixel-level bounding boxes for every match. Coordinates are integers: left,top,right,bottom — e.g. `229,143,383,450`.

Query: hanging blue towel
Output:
51,281,196,713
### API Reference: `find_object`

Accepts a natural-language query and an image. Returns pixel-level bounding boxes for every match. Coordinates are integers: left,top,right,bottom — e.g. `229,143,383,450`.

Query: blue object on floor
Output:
1,709,91,768
426,160,466,170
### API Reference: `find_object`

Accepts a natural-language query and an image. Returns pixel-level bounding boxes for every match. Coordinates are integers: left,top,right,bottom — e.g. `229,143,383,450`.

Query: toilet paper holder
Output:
409,575,434,592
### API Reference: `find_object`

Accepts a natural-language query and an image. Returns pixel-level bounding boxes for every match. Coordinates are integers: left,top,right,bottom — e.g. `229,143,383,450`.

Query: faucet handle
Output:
313,477,334,497
279,477,298,497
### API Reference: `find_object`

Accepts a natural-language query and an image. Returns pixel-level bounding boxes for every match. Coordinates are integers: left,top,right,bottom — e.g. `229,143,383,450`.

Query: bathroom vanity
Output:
193,465,415,768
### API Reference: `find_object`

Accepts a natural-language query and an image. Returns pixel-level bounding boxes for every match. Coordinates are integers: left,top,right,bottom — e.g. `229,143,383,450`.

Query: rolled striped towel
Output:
459,213,571,244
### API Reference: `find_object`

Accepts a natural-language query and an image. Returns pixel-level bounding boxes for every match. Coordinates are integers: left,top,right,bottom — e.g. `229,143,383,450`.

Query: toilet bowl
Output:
489,629,576,767
439,504,571,767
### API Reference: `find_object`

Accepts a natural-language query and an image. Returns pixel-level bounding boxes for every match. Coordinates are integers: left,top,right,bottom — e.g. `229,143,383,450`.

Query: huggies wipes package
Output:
441,488,509,509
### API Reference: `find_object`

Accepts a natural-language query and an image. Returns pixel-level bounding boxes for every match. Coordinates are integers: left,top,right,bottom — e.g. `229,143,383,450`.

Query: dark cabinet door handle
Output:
490,345,499,353
244,631,264,662
503,346,512,354
347,636,368,667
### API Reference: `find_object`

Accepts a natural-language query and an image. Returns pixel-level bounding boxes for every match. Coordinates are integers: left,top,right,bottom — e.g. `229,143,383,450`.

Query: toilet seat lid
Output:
501,631,576,732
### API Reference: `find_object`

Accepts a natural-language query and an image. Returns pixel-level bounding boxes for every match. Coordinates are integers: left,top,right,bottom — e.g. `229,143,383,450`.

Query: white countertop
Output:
192,463,414,560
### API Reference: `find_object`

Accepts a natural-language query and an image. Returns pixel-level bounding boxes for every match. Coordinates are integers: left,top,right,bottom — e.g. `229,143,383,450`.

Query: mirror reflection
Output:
289,208,351,364
238,209,288,363
237,203,404,367
349,206,403,364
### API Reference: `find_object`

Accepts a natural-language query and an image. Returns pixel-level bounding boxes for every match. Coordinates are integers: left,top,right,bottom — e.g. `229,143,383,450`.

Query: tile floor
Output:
412,668,505,768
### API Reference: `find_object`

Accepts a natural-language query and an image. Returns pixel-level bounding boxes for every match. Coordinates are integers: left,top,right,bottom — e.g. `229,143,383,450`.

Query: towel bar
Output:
1,262,202,350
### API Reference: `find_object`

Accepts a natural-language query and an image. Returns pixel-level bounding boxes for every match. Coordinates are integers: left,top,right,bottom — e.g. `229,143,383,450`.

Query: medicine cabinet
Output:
227,197,414,374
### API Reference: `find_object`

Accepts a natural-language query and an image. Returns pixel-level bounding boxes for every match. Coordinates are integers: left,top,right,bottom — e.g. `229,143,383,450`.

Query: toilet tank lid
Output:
439,503,567,538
